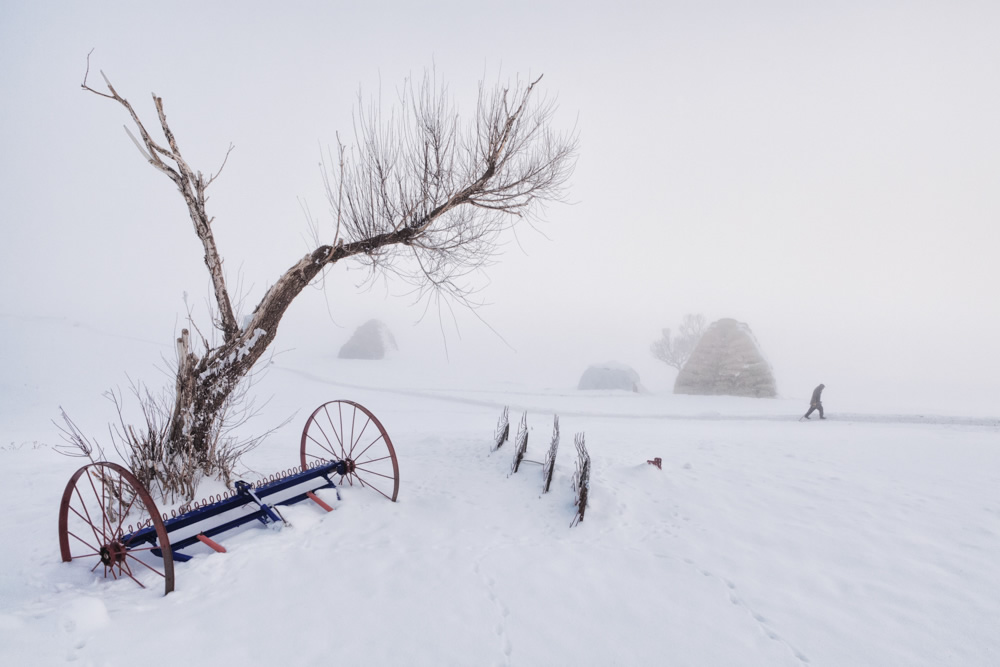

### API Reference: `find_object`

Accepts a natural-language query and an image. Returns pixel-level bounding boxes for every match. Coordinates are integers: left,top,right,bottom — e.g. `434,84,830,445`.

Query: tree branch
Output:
83,67,241,342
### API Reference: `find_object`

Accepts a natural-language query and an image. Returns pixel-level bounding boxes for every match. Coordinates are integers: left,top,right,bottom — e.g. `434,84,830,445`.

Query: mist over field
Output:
2,0,998,420
1,3,998,665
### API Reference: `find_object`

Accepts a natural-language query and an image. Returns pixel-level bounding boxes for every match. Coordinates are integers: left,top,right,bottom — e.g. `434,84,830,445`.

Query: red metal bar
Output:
306,491,334,512
196,533,227,553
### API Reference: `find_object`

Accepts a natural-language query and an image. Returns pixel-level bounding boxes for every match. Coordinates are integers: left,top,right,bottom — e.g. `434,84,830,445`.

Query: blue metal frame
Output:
122,460,346,562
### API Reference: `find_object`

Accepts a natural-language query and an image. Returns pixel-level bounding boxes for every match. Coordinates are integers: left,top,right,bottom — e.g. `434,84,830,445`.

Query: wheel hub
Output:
100,541,127,567
333,459,356,476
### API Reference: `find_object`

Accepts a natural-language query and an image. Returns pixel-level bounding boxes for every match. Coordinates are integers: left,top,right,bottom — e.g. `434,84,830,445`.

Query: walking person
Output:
803,383,826,419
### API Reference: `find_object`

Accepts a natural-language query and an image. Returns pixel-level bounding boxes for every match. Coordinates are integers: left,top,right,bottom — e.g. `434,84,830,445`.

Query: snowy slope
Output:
1,315,999,666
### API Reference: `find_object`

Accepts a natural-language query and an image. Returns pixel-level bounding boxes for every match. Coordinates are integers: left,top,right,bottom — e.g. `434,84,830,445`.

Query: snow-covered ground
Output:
1,314,998,666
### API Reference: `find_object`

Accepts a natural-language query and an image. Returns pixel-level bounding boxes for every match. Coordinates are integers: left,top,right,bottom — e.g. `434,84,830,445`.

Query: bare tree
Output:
81,61,577,500
650,313,707,371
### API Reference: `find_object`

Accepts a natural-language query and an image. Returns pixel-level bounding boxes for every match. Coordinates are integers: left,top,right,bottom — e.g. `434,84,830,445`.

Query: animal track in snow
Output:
710,571,809,664
663,554,810,665
474,559,513,665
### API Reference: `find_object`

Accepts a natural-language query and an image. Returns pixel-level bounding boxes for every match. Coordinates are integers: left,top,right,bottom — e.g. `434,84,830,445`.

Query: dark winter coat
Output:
810,384,825,406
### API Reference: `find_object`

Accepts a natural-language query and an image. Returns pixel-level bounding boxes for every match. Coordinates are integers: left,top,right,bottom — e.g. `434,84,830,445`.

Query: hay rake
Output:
57,400,399,595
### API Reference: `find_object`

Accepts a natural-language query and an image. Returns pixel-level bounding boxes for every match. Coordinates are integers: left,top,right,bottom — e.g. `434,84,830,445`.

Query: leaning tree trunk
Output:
167,244,333,468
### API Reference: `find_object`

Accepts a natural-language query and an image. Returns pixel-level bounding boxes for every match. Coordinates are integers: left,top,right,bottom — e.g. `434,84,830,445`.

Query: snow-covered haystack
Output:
337,319,398,360
577,362,642,392
674,318,776,397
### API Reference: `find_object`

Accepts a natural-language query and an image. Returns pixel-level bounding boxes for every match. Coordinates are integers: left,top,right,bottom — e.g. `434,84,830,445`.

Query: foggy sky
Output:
1,1,998,413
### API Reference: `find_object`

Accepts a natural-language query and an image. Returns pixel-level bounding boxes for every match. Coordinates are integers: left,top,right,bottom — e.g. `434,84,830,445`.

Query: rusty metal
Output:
306,491,334,512
647,457,662,470
58,461,175,594
196,533,227,553
60,399,398,596
300,400,400,502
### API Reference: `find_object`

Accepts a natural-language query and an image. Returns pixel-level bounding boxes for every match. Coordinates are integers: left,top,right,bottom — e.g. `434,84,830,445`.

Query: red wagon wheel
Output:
58,462,175,595
300,400,400,502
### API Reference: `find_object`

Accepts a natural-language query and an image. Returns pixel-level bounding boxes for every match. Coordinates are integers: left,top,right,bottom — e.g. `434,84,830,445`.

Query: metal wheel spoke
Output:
349,417,372,459
113,477,139,538
67,530,100,553
125,553,166,579
355,477,394,501
339,403,347,452
307,432,340,459
99,469,109,539
118,560,145,588
352,432,382,463
84,469,110,544
313,417,343,457
323,404,347,452
72,486,104,547
358,453,393,465
347,406,358,459
119,562,146,589
353,466,397,481
115,474,124,535
118,558,145,588
100,470,111,541
121,545,160,554
351,472,394,498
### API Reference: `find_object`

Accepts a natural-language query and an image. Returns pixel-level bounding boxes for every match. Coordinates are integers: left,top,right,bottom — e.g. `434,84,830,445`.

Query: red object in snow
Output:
647,457,662,470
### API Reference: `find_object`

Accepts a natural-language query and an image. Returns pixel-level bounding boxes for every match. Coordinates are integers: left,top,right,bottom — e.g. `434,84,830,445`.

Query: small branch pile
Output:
541,415,560,494
570,433,590,527
510,412,528,474
492,406,510,452
55,409,135,521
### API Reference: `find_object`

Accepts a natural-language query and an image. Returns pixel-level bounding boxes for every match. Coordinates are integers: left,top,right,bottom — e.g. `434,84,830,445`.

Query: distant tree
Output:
79,58,577,501
650,313,707,371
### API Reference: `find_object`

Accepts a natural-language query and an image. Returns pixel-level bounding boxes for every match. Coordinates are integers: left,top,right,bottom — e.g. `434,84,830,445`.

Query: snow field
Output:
1,323,998,666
